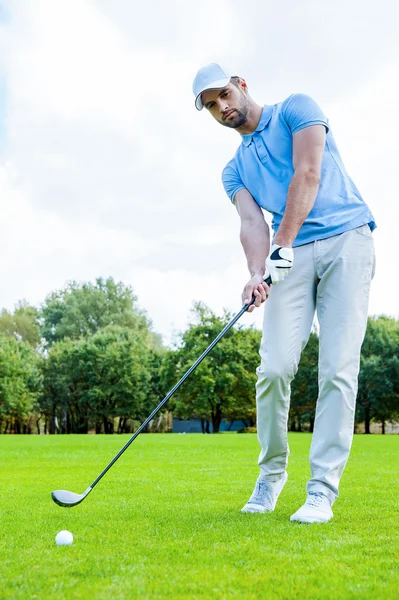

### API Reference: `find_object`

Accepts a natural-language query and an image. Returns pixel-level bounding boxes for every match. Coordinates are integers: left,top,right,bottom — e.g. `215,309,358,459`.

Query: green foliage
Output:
1,279,398,436
35,277,165,434
40,277,159,347
144,347,168,415
0,301,41,347
0,334,43,432
357,316,399,432
288,317,399,433
290,331,319,431
237,426,257,433
40,325,153,434
164,302,261,432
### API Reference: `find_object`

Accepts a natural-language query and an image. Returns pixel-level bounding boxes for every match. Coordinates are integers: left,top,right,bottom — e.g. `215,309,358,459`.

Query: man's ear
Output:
239,78,248,92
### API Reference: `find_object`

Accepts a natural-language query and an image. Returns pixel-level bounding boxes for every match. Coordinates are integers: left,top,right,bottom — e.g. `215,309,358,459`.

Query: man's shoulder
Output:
274,94,329,134
274,93,316,115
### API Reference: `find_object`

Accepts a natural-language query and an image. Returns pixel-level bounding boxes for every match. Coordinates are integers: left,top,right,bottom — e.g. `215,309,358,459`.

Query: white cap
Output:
192,63,233,111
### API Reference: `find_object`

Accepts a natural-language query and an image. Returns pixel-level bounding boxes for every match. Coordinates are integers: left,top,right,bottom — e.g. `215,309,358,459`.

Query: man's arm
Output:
274,124,326,247
235,189,270,311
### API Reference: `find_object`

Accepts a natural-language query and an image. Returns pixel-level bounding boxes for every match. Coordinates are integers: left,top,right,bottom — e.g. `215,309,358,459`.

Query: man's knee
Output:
256,358,296,384
319,358,360,392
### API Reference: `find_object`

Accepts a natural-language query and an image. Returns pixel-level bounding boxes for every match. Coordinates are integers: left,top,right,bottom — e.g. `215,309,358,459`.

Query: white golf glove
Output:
265,244,294,284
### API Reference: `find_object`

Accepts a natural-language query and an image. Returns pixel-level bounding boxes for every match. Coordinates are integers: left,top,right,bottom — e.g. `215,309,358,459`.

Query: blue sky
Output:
0,0,398,344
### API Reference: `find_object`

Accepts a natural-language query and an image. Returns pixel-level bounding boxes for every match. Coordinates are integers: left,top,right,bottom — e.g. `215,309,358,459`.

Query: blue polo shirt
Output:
222,94,375,247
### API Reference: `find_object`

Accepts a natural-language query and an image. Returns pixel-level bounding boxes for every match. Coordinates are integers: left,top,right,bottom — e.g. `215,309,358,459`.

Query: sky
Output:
0,0,398,346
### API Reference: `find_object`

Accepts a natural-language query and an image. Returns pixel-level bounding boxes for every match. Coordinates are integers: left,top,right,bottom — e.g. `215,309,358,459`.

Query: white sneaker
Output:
290,492,333,523
241,472,288,513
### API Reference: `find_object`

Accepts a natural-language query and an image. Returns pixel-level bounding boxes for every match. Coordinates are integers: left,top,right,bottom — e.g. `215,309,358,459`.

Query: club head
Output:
51,487,92,508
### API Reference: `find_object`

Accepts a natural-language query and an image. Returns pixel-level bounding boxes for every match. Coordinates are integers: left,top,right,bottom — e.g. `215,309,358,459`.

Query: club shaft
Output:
90,301,252,489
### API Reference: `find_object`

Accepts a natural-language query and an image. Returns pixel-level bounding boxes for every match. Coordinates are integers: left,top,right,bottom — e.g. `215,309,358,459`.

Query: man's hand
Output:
265,244,294,284
242,274,270,313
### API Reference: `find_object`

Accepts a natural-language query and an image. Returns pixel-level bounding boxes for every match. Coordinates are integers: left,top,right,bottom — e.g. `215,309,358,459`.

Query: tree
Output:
0,335,43,433
40,277,160,347
142,347,172,432
40,325,153,434
357,355,399,433
290,331,319,431
222,326,261,428
356,316,399,433
0,301,41,347
165,303,261,433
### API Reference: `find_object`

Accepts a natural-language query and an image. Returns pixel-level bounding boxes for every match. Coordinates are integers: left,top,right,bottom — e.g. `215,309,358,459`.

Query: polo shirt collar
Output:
241,105,273,147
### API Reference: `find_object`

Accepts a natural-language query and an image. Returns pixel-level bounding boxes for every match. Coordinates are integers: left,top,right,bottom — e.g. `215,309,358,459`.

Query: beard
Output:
221,105,248,129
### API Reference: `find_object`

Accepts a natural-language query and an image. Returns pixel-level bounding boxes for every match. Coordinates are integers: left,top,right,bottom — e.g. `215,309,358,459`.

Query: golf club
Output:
52,276,272,507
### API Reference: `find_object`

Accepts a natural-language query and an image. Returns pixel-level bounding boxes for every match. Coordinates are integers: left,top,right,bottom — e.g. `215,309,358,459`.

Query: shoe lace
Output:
307,492,326,508
251,480,271,504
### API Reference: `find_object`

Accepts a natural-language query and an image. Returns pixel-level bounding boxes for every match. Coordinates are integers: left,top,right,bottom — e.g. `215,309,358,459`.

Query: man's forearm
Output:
240,218,270,277
274,169,320,247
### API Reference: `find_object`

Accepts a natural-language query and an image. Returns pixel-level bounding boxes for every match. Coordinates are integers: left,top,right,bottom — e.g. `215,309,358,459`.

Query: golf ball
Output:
55,530,73,546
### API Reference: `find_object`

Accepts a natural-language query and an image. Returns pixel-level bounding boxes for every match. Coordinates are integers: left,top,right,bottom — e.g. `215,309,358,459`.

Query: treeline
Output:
0,278,398,434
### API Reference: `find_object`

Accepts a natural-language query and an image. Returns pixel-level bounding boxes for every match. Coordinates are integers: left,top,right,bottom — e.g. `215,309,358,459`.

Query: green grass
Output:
0,433,398,599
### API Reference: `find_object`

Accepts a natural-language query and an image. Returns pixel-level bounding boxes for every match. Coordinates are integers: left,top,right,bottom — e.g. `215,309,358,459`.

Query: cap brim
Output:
195,76,231,110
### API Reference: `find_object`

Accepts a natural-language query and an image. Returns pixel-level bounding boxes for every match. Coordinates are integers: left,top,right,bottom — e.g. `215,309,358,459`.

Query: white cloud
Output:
0,161,156,299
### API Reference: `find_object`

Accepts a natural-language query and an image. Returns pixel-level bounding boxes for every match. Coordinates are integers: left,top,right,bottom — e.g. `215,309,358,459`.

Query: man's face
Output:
201,80,249,129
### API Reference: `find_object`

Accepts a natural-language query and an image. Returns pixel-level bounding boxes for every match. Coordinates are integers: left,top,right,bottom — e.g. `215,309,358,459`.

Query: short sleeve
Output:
222,161,246,204
282,93,329,135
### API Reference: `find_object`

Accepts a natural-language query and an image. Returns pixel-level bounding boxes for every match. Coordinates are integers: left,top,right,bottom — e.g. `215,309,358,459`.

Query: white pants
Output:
256,225,375,504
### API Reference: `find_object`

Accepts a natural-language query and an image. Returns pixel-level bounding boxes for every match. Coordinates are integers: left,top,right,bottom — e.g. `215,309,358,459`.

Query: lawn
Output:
0,433,398,599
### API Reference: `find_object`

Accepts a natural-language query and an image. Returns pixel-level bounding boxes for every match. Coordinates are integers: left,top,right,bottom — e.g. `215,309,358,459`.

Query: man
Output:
192,63,375,523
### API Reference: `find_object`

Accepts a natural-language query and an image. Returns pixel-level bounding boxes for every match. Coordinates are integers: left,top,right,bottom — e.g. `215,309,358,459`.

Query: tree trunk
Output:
36,418,41,435
364,404,371,434
69,412,75,434
290,418,297,432
309,416,315,433
49,414,55,434
103,417,114,434
211,407,222,433
61,407,68,434
66,411,72,434
227,420,235,431
77,415,88,434
205,420,210,434
381,420,385,434
95,421,102,434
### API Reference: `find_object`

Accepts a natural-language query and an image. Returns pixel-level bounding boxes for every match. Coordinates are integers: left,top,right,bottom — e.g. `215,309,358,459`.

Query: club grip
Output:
246,275,272,310
264,275,272,286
